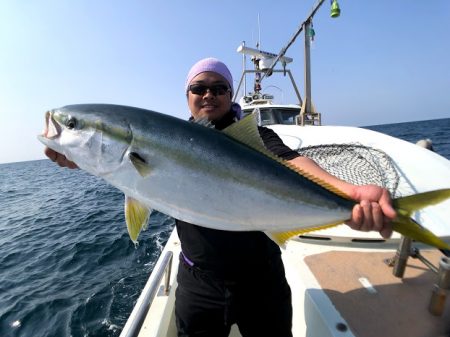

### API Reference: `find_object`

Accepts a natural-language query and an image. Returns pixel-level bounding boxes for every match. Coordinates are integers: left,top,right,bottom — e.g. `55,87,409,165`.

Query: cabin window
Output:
241,108,300,126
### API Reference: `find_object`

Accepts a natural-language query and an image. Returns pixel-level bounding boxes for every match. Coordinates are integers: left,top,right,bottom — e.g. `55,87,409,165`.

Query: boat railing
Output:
121,251,174,337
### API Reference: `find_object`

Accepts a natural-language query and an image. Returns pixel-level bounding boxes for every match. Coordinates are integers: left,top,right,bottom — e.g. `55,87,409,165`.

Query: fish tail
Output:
392,189,450,250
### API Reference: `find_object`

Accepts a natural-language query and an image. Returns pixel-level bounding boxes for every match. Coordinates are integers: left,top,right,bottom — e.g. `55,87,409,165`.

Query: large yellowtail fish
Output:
38,104,450,249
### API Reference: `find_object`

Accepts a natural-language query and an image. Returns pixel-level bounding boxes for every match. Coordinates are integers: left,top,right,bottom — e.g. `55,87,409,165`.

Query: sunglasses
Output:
188,83,231,96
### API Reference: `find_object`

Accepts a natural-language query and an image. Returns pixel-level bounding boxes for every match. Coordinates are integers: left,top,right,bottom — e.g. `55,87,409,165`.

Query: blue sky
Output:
1,0,449,164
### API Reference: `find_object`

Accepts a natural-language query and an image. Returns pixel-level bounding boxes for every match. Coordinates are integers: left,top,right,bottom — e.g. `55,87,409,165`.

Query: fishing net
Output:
297,144,400,197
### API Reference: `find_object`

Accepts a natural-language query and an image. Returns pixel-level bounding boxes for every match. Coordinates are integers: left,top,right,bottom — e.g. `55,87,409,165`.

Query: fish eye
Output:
66,116,77,130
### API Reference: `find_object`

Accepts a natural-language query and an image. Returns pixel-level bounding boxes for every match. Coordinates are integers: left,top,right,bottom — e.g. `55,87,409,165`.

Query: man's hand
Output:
345,185,396,238
44,147,78,169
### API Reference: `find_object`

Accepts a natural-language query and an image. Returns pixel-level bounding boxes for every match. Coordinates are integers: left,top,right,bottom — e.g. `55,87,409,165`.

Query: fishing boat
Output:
120,2,450,336
234,42,320,128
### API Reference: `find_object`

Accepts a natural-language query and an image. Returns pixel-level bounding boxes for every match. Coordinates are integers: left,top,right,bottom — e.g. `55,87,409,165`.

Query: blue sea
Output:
1,118,449,337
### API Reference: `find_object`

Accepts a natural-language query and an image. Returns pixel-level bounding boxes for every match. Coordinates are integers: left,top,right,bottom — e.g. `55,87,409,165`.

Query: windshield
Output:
241,107,300,126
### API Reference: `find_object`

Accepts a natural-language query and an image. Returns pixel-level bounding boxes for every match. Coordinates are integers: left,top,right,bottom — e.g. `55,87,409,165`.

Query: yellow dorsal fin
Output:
222,113,267,152
222,113,351,200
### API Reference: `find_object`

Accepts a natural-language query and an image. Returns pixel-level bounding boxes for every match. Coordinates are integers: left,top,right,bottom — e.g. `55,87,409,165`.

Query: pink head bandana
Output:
185,58,234,94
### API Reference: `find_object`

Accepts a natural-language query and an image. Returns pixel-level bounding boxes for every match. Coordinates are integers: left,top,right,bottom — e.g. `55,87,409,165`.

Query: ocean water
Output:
1,117,449,337
0,162,174,337
364,117,450,159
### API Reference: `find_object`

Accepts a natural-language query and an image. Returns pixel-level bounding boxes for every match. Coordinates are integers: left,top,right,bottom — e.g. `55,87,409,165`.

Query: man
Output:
45,58,395,337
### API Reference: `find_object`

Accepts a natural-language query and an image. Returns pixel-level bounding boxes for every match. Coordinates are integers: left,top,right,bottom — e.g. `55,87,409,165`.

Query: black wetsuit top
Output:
176,114,300,279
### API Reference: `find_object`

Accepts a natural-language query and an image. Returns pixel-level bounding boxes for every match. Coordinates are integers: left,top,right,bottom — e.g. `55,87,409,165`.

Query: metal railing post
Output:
121,251,174,337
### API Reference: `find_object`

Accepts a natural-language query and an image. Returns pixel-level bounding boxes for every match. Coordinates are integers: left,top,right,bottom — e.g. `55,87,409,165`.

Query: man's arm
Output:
288,156,396,238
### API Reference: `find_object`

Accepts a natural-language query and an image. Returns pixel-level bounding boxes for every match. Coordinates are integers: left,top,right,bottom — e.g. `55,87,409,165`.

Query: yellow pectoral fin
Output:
266,222,342,247
124,195,152,244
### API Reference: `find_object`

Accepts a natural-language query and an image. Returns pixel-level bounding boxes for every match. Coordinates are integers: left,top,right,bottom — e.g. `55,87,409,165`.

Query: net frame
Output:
297,143,400,197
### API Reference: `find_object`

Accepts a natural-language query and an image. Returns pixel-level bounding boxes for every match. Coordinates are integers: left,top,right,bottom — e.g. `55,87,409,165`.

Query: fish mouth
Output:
41,110,61,140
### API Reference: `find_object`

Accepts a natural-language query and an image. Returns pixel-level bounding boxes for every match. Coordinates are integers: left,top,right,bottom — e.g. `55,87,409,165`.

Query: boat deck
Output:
305,250,449,337
283,232,450,337
122,228,450,337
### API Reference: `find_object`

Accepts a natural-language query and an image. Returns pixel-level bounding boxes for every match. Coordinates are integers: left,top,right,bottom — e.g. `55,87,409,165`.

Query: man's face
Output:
187,72,232,122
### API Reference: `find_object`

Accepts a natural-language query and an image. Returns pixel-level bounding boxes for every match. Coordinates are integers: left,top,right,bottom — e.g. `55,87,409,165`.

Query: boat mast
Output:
303,18,313,123
261,0,341,126
242,40,247,97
